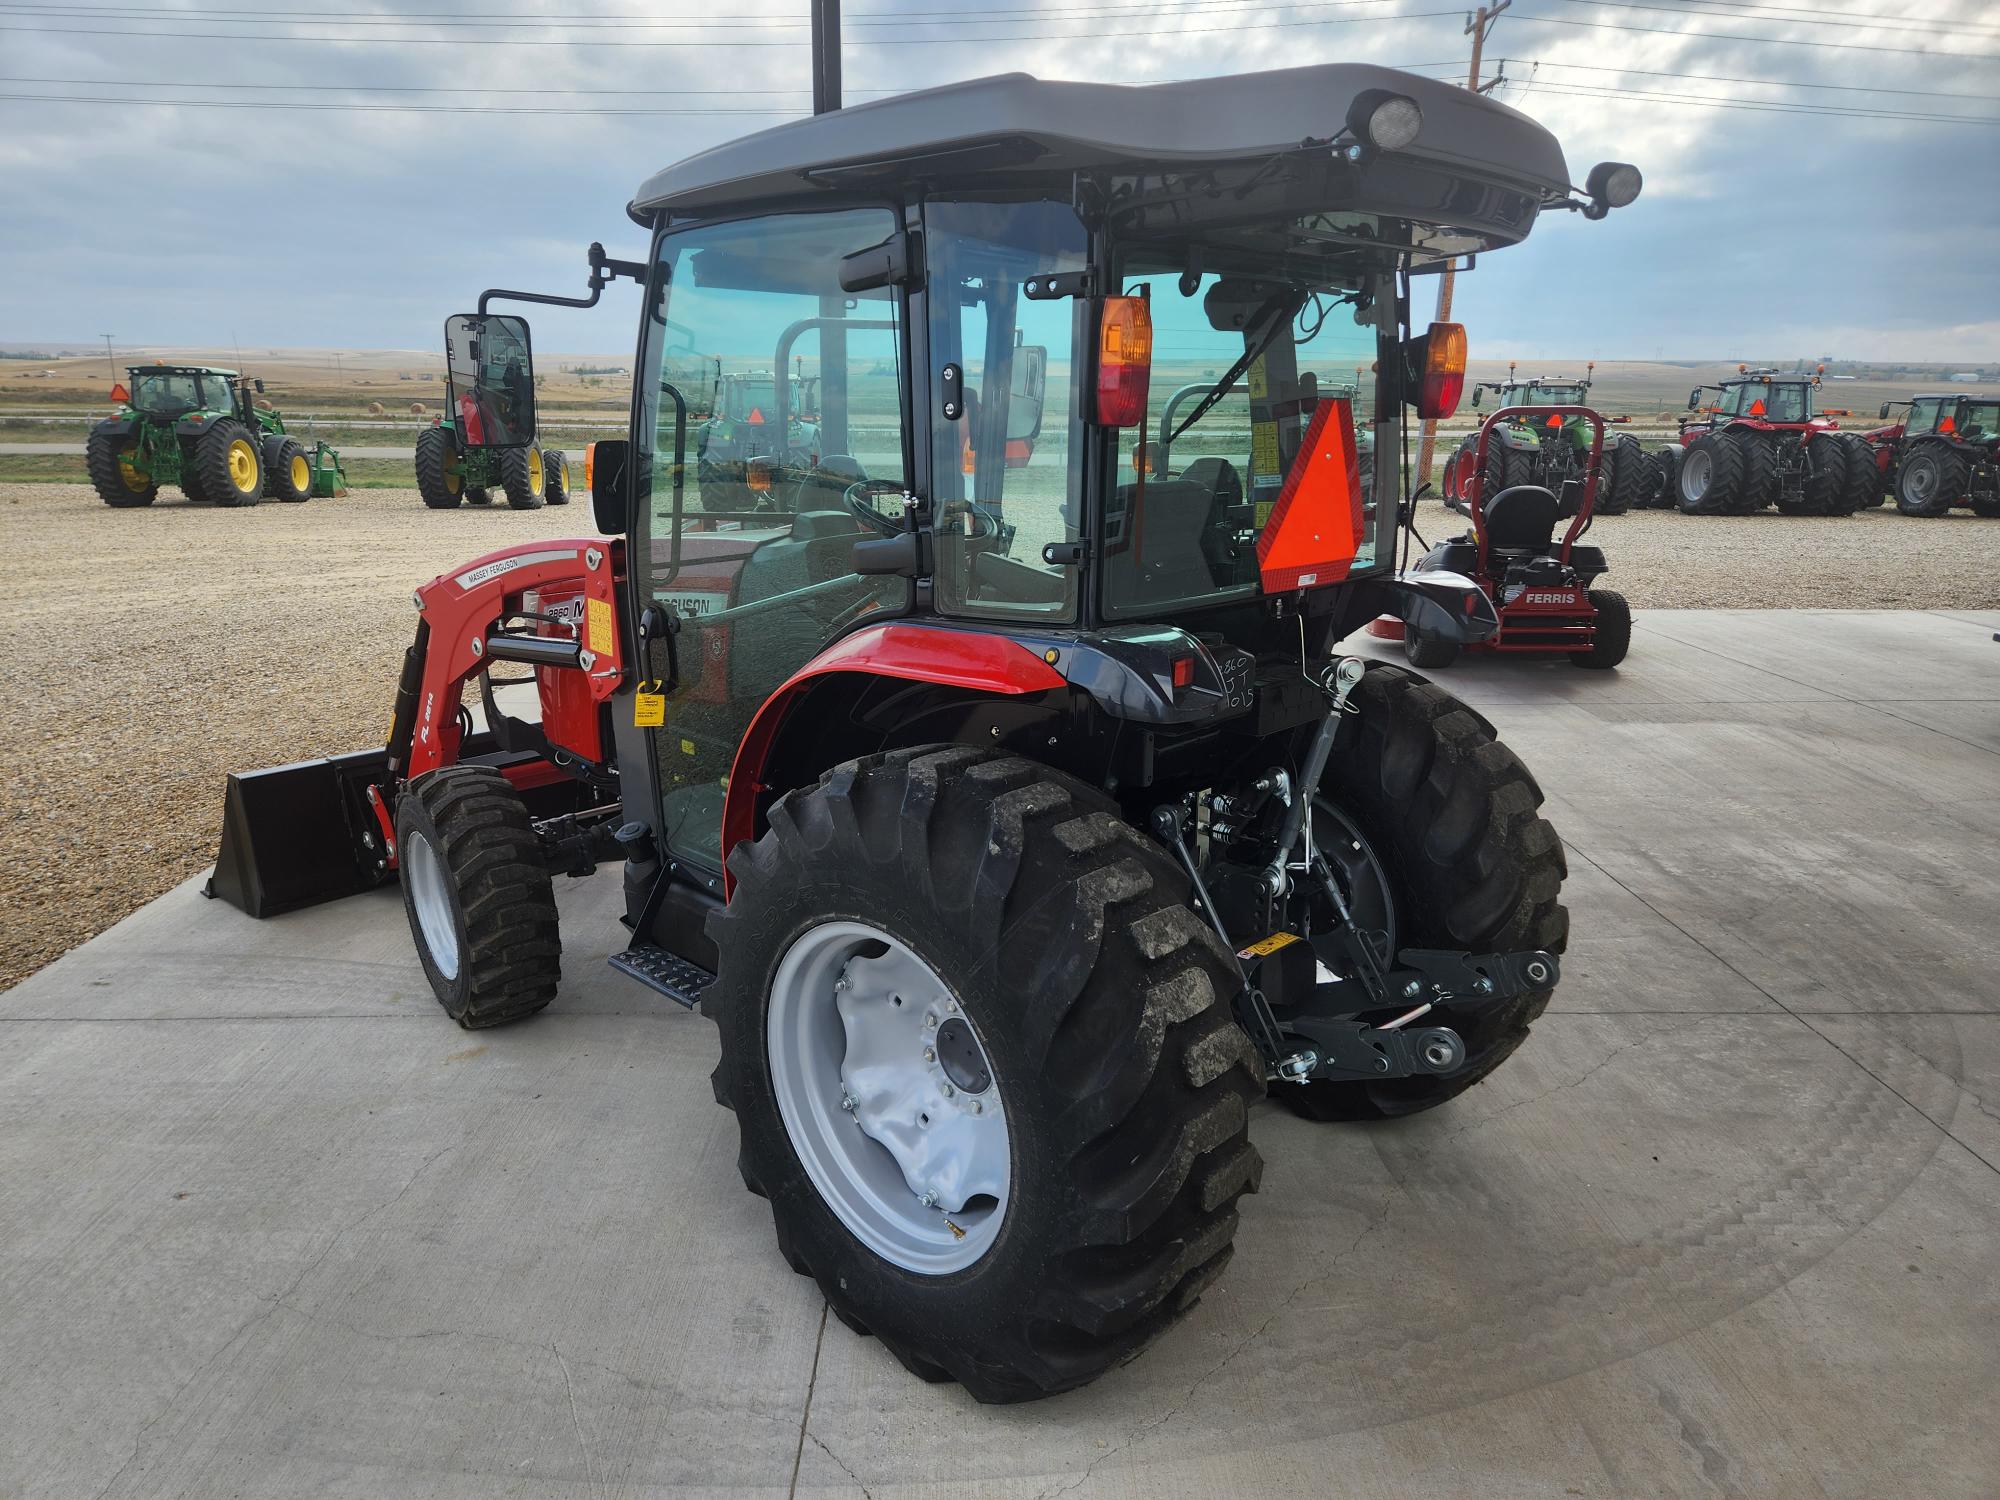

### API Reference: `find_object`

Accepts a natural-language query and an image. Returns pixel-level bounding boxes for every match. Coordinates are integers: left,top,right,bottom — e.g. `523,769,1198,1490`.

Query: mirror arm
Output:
479,242,647,316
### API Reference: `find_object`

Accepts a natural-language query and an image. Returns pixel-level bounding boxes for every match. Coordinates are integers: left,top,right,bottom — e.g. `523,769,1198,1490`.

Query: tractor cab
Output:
1869,393,2000,517
123,365,238,420
211,63,1645,1403
1687,365,1831,430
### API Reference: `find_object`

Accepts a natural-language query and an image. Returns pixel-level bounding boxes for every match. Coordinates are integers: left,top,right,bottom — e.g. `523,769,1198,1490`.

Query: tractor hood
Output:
632,65,1575,249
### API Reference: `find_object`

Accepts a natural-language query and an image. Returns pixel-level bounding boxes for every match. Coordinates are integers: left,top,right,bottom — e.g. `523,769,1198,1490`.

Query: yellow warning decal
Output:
586,597,615,657
680,738,697,756
633,688,666,728
1236,931,1302,960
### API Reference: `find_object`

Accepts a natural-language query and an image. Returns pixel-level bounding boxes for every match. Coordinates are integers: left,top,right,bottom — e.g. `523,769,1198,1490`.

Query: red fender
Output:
719,622,1066,889
408,537,625,778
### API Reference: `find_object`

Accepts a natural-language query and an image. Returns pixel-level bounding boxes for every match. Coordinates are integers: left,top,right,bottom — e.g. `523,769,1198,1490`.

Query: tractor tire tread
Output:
706,745,1263,1403
198,418,263,508
502,446,547,510
415,425,463,509
86,428,157,506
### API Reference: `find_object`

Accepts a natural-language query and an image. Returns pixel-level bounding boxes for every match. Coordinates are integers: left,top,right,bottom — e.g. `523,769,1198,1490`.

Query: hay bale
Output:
409,402,427,416
368,401,385,416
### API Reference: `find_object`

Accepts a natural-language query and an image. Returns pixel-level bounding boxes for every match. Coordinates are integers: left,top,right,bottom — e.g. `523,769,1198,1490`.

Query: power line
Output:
1508,9,2000,60
1498,57,1996,103
0,91,802,112
1497,78,1996,125
1547,0,1998,34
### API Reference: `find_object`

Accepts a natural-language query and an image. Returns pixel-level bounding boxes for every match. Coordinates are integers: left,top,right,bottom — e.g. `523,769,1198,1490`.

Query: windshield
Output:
1526,383,1586,405
131,371,223,415
1737,380,1810,422
1103,255,1393,620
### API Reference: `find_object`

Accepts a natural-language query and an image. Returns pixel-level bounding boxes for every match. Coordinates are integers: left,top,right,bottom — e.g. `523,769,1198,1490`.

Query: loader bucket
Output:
206,748,392,917
311,442,350,497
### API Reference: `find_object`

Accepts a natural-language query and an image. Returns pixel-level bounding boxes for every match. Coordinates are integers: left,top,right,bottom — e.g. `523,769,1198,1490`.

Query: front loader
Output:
209,64,1639,1402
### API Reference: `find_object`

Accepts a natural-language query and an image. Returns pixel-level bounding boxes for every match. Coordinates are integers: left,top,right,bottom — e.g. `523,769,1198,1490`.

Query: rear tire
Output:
86,428,157,506
1651,446,1683,509
707,747,1263,1402
1895,444,1966,517
1737,432,1778,513
1281,666,1567,1121
1404,627,1460,669
544,449,571,506
1483,438,1534,501
502,444,547,509
1677,432,1742,514
267,438,313,502
1800,436,1855,515
1840,435,1884,510
198,419,264,507
415,425,464,509
1597,434,1643,515
1571,589,1631,669
394,766,561,1029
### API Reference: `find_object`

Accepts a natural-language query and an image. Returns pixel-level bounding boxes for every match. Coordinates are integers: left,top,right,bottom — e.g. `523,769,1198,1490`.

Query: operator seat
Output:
1482,484,1561,553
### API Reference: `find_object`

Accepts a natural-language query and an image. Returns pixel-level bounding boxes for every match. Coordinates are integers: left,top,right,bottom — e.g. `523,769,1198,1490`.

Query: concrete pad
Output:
4,610,1998,1498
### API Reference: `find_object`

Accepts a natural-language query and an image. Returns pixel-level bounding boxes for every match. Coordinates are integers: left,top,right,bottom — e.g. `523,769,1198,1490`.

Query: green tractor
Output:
85,365,348,508
413,314,569,510
1444,361,1648,514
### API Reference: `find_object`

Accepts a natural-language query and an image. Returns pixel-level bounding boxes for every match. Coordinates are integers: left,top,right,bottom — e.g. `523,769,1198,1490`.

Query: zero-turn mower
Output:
208,64,1639,1402
86,365,347,507
1374,404,1629,669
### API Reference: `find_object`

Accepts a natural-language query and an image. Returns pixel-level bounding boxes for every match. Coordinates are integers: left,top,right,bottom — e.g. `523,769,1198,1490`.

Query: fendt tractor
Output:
1443,361,1648,514
414,316,570,510
1659,364,1874,516
1863,392,2000,517
85,365,347,508
209,66,1640,1401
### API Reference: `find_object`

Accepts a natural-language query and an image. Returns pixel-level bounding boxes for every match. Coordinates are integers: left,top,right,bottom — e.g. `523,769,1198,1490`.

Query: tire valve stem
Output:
840,1092,856,1113
920,1190,938,1209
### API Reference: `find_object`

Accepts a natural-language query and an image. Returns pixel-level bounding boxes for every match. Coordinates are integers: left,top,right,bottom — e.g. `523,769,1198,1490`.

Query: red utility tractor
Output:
1375,405,1629,669
1658,365,1874,516
1861,393,2000,517
207,67,1639,1402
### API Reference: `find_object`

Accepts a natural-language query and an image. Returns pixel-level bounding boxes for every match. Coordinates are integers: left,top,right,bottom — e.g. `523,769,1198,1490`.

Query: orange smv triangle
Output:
110,382,129,403
1256,397,1363,594
746,406,765,425
1939,415,1957,435
1748,399,1766,417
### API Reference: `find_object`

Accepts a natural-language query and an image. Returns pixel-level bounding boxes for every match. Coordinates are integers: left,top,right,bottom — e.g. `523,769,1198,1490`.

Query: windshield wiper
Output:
1165,291,1305,446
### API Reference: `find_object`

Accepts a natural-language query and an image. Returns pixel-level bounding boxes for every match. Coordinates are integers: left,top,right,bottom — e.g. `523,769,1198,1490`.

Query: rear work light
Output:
1096,296,1153,428
747,455,776,494
1412,321,1467,420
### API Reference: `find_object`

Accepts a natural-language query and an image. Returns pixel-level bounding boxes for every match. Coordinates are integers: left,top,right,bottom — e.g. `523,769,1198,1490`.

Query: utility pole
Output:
1414,0,1509,487
810,0,841,114
100,334,115,383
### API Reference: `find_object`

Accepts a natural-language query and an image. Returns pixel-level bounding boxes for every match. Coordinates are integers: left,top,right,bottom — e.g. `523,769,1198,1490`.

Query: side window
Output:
1906,399,1940,437
926,200,1087,622
637,208,910,872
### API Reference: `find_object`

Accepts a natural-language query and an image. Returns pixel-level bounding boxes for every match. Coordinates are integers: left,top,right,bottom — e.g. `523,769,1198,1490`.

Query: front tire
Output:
1281,666,1568,1121
394,766,561,1028
1895,444,1967,517
1840,434,1884,510
544,449,571,506
414,425,464,509
502,444,547,509
267,438,313,502
708,747,1264,1402
1404,627,1461,668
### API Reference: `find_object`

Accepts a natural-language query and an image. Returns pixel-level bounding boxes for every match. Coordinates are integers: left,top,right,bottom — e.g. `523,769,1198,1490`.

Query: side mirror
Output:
1687,388,1701,411
1471,387,1483,408
1878,402,1891,419
444,312,537,448
1007,344,1048,443
254,378,265,394
587,438,628,536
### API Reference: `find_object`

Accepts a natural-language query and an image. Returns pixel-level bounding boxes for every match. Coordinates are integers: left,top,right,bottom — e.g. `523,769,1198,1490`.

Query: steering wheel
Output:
844,476,908,536
938,498,1007,544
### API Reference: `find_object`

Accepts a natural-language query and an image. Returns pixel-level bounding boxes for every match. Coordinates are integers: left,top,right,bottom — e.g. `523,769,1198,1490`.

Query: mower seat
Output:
1483,484,1561,553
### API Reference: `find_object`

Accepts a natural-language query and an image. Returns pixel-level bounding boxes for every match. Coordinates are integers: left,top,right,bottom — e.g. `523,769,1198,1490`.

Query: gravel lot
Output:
3,481,1997,989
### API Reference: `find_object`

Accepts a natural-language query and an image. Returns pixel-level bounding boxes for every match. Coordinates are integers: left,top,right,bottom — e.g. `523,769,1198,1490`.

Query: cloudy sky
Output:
1,0,1994,360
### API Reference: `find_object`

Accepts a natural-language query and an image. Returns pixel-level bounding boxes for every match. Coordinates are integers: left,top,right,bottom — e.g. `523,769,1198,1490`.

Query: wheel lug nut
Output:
922,1047,935,1062
941,1082,955,1097
970,1100,982,1114
920,1190,938,1208
840,1092,856,1112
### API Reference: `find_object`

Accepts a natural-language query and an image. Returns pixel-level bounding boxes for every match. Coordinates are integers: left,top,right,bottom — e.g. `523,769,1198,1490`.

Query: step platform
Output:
608,945,716,1010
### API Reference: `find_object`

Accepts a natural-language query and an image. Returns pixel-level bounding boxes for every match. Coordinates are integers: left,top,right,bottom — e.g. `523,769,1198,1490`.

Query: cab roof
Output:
633,64,1573,221
130,364,237,377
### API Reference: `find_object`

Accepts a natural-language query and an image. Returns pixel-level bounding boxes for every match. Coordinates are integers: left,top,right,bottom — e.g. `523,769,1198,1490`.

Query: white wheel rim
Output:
1683,449,1711,497
767,921,1009,1275
405,831,461,981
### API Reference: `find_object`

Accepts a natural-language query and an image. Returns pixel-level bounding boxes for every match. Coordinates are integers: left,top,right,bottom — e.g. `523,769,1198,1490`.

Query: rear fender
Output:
719,623,1066,887
1378,573,1501,644
92,415,135,438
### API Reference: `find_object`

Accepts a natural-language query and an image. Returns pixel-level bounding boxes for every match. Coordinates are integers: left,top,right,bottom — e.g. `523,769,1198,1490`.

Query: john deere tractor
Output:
414,315,569,510
1445,362,1648,514
85,366,347,508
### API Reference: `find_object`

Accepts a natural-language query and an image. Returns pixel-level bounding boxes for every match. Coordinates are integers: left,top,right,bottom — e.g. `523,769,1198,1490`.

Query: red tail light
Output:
1170,655,1195,690
1415,322,1467,420
1096,296,1152,427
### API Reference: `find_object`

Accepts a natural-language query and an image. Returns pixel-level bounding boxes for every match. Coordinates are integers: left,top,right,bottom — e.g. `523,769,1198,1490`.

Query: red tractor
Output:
207,66,1639,1401
1861,392,2000,517
1376,405,1629,669
1658,365,1874,516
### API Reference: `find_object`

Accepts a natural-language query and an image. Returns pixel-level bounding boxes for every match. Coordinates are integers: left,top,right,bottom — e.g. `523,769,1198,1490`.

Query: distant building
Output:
1950,373,1980,383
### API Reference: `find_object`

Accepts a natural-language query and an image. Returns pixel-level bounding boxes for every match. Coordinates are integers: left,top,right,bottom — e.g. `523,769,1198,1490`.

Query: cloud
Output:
0,0,1993,359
